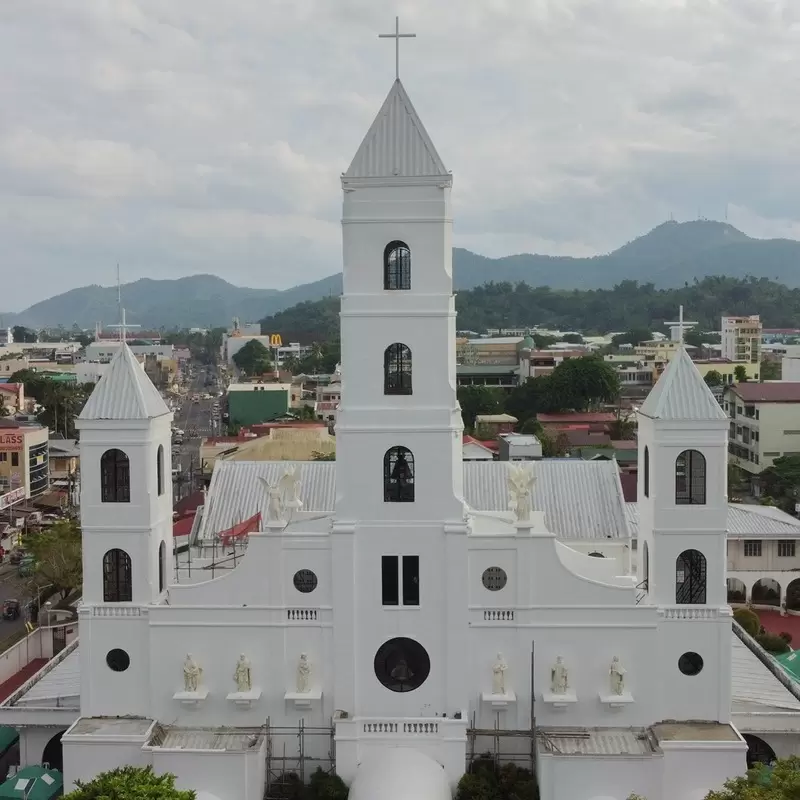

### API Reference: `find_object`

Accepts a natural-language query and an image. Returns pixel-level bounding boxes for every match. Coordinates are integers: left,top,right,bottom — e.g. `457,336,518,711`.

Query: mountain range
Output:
6,220,800,330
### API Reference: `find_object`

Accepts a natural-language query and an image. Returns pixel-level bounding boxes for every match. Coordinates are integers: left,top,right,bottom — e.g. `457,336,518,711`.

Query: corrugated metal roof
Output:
639,347,727,421
538,728,655,756
200,459,629,542
625,502,800,537
15,648,80,705
344,79,449,179
154,727,264,751
731,633,800,711
79,344,170,421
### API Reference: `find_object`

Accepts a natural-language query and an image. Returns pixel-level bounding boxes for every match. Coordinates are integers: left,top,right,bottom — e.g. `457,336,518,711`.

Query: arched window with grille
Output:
103,548,132,602
643,446,650,498
676,549,707,604
675,449,706,505
159,541,166,594
384,343,412,395
100,449,130,503
157,445,164,496
384,241,411,291
384,446,415,503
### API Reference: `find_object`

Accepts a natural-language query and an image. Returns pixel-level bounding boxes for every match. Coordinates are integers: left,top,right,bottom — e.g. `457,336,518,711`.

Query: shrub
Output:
733,608,760,638
64,767,194,800
779,631,793,645
456,758,538,800
728,589,746,603
756,632,791,654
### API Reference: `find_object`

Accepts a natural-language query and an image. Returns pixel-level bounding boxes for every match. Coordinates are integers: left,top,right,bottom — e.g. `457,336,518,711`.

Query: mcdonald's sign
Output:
268,334,283,347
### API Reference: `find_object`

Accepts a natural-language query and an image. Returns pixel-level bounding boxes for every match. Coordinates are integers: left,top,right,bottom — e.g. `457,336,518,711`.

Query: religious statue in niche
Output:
551,656,569,695
233,654,252,693
609,656,626,696
183,653,202,693
492,653,508,695
296,653,312,693
507,464,536,523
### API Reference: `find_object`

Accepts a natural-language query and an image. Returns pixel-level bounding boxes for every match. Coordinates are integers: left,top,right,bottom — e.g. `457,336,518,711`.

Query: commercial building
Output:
0,419,49,499
226,383,291,426
724,382,800,475
722,315,762,364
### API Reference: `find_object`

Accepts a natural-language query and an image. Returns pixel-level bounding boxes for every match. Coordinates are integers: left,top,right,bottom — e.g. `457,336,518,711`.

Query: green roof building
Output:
227,383,291,426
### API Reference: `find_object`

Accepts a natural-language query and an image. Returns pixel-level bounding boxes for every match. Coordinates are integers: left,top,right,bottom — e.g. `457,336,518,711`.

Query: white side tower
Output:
637,347,732,721
75,344,173,714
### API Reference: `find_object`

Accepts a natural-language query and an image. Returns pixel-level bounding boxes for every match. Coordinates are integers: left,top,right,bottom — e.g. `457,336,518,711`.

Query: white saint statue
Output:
492,653,508,695
551,656,568,695
280,465,303,509
609,656,626,696
507,464,536,523
233,653,252,693
258,476,285,524
183,653,202,693
296,653,311,693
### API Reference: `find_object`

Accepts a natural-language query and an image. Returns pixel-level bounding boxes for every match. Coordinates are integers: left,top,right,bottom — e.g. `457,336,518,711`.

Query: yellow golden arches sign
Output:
268,334,282,347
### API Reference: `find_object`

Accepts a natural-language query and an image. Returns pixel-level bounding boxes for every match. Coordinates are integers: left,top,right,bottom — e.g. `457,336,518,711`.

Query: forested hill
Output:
261,276,800,343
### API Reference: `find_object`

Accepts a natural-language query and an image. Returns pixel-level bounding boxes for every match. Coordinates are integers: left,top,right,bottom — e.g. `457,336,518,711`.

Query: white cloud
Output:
2,0,799,308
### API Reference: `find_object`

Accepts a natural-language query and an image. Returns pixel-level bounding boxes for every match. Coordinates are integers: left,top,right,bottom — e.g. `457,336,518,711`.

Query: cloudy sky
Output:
2,0,799,309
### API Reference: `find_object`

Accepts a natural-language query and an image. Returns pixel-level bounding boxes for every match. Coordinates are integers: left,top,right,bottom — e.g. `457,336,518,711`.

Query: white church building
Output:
4,68,800,800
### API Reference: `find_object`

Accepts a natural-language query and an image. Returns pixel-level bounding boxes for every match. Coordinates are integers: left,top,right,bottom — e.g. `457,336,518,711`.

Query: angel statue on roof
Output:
507,463,536,523
280,465,303,510
258,476,285,524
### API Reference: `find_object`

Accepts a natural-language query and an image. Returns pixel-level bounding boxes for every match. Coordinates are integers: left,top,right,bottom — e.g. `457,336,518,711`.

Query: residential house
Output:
474,414,517,437
462,435,496,461
496,433,542,461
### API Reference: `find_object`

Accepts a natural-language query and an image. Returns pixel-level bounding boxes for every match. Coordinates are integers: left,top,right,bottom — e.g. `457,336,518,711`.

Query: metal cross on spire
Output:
379,16,416,80
108,308,140,344
664,305,698,345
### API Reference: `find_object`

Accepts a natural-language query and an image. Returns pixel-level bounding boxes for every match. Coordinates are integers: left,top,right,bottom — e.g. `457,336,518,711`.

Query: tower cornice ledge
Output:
342,174,452,189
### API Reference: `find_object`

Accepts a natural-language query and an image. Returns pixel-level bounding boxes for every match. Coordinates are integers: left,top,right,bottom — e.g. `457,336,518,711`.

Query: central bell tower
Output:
334,78,464,524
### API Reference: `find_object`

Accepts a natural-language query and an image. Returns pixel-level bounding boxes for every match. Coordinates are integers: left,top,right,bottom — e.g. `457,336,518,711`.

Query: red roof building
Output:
727,383,800,404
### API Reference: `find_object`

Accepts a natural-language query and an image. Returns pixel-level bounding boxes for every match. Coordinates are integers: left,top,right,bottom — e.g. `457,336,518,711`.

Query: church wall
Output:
150,747,265,800
656,618,733,723
660,742,746,800
63,740,150,793
145,610,331,727
537,752,659,800
19,727,65,769
80,613,151,716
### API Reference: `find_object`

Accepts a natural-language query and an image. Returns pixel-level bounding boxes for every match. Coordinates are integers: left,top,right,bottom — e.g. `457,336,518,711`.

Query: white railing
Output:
92,605,143,617
483,609,515,622
287,608,318,622
361,718,441,735
660,606,719,620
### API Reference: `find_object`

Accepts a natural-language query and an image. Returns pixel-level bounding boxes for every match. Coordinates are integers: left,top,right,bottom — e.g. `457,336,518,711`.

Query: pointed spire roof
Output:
344,79,449,180
639,347,728,422
79,344,170,421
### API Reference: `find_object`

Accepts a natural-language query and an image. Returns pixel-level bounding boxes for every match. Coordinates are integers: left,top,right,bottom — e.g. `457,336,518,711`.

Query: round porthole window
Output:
482,566,507,591
678,651,703,676
293,569,318,594
374,637,431,693
106,648,130,672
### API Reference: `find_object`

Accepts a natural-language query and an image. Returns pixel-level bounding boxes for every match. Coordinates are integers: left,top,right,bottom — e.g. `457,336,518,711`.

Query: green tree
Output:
11,325,37,343
733,608,760,638
761,359,782,381
705,756,800,798
546,356,621,411
540,429,569,457
24,519,82,601
312,450,336,461
458,386,506,430
232,339,273,376
760,455,800,513
611,327,653,347
561,333,583,344
609,413,636,441
734,365,748,383
506,375,556,425
64,766,195,800
704,370,724,387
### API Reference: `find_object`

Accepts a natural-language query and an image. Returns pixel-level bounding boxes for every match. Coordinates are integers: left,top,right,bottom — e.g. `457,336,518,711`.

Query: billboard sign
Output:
0,487,25,511
268,334,283,347
0,431,24,452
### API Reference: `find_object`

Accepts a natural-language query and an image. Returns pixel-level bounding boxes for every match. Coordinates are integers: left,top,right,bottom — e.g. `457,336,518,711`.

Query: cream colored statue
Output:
258,476,285,523
233,653,252,693
507,463,536,522
296,653,311,693
280,465,303,509
609,656,626,696
551,656,569,695
183,653,202,692
492,653,508,695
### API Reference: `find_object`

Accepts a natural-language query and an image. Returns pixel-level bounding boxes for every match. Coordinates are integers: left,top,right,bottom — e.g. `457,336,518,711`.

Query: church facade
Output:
54,78,753,800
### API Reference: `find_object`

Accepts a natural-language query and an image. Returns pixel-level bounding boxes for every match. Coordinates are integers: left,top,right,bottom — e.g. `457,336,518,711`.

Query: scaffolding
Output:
263,718,336,799
466,713,537,777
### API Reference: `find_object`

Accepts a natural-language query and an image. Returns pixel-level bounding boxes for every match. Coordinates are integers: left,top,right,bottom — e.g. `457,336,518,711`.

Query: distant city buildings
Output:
722,314,762,364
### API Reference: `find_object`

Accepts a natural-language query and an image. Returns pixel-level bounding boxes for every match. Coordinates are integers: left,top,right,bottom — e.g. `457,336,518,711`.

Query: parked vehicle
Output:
2,600,20,621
